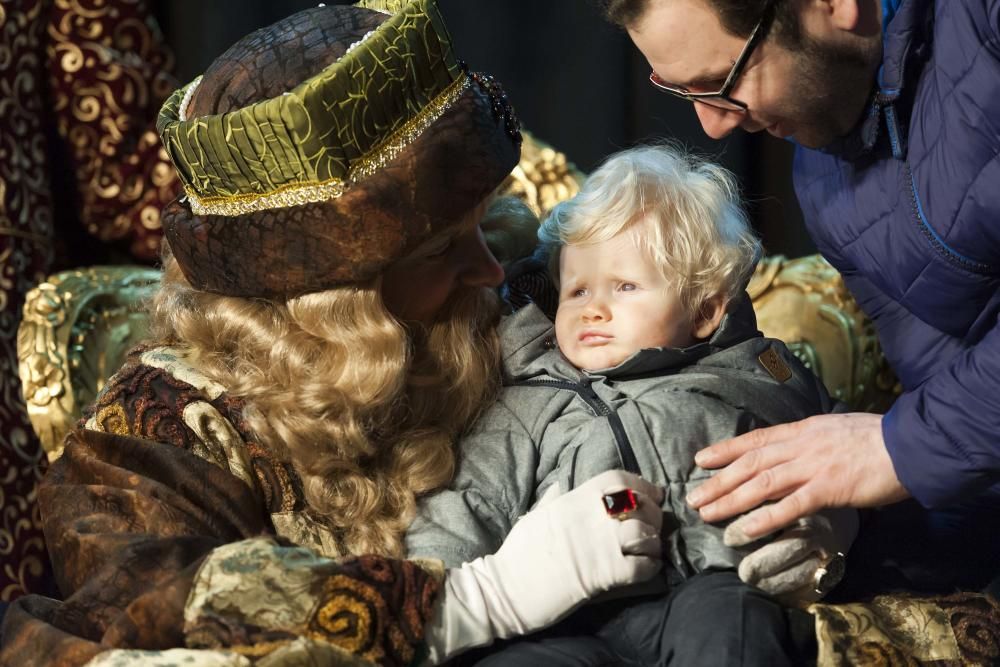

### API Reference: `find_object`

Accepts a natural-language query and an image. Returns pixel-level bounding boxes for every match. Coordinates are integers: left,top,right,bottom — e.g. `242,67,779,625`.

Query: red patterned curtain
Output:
0,0,179,601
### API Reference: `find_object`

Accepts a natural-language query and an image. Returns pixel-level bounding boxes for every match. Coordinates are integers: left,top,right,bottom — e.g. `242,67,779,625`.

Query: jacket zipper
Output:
514,378,642,477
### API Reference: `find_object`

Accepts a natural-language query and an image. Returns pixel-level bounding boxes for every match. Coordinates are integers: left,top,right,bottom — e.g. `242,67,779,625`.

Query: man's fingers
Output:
696,456,803,523
694,421,802,469
688,440,797,510
725,514,815,548
732,489,823,540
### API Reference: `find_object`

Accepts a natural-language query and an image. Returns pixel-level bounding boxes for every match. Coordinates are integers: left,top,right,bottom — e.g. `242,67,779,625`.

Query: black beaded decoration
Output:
462,61,522,146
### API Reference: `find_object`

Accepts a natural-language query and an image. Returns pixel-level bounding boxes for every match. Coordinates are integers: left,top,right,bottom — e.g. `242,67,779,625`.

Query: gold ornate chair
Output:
17,267,161,461
747,254,900,414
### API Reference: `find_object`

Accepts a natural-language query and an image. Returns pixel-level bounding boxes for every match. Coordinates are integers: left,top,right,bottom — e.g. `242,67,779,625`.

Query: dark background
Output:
151,0,814,257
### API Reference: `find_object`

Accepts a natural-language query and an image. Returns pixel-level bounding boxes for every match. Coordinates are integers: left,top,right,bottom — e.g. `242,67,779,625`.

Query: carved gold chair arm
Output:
747,254,901,413
17,266,161,461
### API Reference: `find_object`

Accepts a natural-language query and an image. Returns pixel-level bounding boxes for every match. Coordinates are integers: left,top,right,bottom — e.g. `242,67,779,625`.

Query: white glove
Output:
725,507,858,603
423,470,665,664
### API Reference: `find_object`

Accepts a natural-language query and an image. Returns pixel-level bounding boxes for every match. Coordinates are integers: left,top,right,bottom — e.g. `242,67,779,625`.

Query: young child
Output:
407,144,840,664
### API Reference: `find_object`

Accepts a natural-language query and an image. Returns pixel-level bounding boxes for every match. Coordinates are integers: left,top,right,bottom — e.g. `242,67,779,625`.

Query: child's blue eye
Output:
620,282,637,291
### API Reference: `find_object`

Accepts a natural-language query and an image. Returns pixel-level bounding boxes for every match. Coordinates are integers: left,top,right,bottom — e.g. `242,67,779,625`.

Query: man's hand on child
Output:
686,413,910,539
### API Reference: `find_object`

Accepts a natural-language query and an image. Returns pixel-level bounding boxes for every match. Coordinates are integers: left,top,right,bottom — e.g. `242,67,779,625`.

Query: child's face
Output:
555,231,698,371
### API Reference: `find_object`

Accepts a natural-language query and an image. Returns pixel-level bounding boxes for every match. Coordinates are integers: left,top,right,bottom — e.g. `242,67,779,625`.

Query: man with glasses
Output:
629,0,880,148
605,0,1000,601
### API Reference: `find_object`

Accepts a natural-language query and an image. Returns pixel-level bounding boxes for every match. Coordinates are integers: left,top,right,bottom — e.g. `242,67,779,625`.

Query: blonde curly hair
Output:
540,143,761,320
149,235,502,556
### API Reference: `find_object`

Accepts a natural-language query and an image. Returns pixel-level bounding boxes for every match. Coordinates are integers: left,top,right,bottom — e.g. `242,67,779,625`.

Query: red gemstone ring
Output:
603,488,638,520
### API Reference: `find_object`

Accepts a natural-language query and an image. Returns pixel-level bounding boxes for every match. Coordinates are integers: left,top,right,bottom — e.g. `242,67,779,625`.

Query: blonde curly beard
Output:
150,245,502,557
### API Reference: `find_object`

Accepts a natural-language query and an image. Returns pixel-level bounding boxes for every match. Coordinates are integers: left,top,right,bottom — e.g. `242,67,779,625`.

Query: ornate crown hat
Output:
156,0,521,298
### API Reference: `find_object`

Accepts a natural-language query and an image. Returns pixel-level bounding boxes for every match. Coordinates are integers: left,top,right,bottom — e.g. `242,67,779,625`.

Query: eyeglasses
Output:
648,0,777,111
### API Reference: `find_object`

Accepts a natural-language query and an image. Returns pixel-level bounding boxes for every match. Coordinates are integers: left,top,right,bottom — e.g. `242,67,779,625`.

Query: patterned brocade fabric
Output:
81,346,306,516
184,539,441,666
0,347,443,666
502,255,558,320
0,0,179,602
810,592,1000,666
46,0,179,258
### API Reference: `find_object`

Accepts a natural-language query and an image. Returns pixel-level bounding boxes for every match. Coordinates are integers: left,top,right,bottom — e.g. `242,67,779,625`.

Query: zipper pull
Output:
860,96,883,151
883,103,906,160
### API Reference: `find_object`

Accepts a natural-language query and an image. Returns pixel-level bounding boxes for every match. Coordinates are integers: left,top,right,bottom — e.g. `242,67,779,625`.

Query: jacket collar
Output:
822,0,933,159
877,0,932,99
881,0,902,25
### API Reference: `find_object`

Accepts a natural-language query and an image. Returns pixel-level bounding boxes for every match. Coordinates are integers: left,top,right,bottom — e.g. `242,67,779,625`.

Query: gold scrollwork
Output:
45,0,179,256
747,255,901,412
18,266,161,461
501,131,585,218
56,41,85,73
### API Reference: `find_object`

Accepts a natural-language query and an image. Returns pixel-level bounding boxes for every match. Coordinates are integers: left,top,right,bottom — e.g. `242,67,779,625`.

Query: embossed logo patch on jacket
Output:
758,347,792,382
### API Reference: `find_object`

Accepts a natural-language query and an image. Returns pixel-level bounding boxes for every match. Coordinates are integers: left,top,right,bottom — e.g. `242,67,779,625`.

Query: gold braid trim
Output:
348,75,469,182
186,178,347,217
185,76,470,217
355,0,411,15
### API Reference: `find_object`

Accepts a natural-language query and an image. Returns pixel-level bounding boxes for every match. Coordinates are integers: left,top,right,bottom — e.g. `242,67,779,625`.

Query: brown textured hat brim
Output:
163,81,519,298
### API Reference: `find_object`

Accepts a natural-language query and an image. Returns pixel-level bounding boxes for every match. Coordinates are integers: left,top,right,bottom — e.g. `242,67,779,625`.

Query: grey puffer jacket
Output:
406,296,834,579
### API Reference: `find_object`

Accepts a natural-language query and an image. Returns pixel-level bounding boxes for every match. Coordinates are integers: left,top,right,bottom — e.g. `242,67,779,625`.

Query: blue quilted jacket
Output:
793,0,1000,508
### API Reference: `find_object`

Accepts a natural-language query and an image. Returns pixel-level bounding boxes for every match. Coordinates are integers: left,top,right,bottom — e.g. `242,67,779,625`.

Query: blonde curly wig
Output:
149,235,502,556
